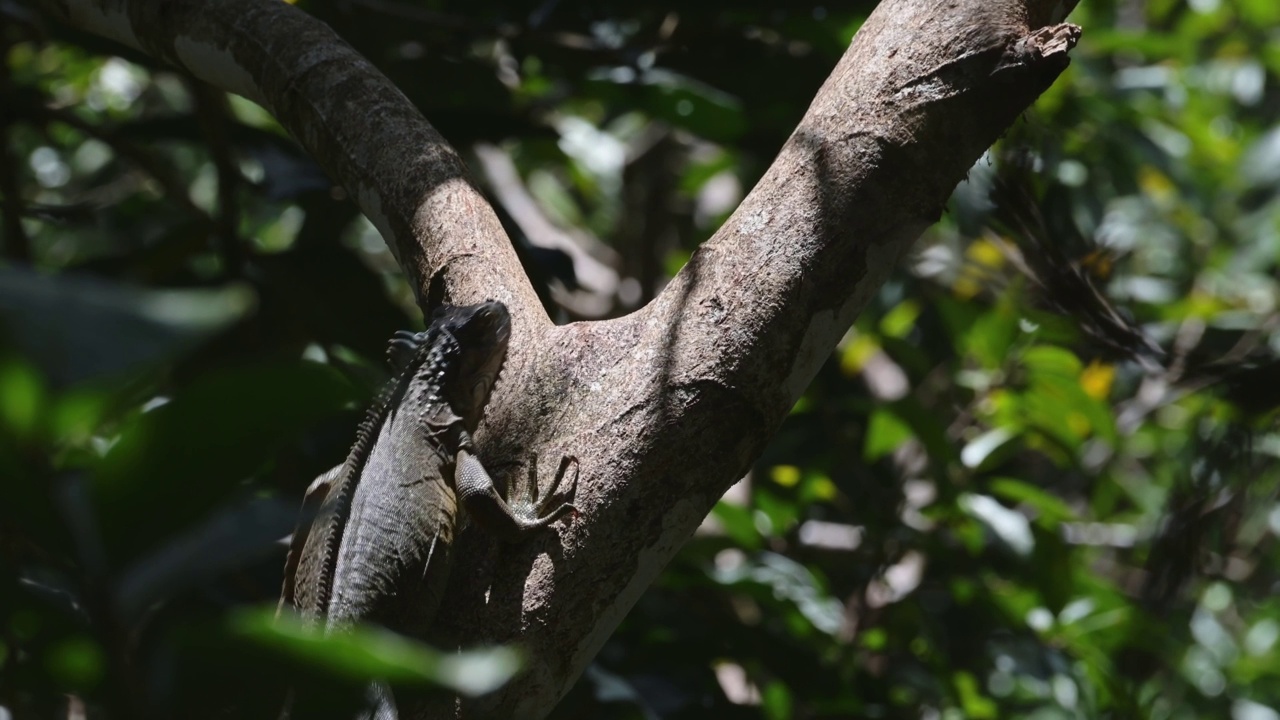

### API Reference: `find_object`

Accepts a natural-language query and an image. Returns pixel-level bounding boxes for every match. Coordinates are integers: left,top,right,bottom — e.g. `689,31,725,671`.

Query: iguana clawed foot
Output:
454,448,578,540
509,453,579,527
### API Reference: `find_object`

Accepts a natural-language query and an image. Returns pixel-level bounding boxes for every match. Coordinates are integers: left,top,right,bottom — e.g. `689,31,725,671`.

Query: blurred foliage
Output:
2,0,1280,719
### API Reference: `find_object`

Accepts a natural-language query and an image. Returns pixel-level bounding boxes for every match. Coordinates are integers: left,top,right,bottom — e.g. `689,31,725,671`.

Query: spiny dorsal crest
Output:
417,329,461,407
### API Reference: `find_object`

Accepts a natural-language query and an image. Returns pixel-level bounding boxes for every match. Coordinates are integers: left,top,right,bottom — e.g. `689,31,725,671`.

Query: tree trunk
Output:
36,0,1081,716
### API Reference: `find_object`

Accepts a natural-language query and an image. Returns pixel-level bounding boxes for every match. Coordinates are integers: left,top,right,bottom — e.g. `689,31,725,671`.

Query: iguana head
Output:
425,300,512,431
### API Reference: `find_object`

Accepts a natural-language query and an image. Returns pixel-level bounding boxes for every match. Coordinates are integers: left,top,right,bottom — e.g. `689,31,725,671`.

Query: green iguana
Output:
279,300,577,718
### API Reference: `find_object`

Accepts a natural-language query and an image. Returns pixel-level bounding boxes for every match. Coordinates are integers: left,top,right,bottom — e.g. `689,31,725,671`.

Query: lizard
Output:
278,300,578,717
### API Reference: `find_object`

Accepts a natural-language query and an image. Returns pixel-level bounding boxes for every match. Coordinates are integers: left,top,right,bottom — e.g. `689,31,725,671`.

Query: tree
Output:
5,0,1280,719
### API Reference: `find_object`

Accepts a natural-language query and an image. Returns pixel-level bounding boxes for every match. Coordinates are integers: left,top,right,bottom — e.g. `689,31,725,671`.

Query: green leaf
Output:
959,493,1034,556
961,427,1019,470
988,477,1079,525
965,301,1020,369
879,300,921,339
886,397,960,465
953,671,997,719
711,552,843,637
710,500,764,550
864,408,913,461
0,356,44,439
234,608,521,696
1021,345,1083,379
585,70,746,143
1020,345,1118,444
93,361,360,559
763,680,793,720
44,636,104,690
0,266,249,386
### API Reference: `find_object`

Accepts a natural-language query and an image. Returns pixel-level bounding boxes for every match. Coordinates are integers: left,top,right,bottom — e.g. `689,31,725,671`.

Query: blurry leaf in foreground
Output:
93,361,359,558
235,608,521,696
0,266,252,387
44,636,105,691
115,498,298,622
0,356,44,438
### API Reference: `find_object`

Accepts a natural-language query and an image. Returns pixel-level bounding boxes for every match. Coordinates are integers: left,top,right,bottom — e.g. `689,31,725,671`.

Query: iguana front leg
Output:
455,450,578,542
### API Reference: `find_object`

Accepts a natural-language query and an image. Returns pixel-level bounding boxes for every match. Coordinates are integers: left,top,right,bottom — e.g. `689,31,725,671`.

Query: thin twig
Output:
0,36,33,262
22,101,216,229
189,80,245,276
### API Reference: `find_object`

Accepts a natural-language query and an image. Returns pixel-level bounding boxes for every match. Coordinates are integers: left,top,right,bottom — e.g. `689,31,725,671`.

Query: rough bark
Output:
37,0,1081,716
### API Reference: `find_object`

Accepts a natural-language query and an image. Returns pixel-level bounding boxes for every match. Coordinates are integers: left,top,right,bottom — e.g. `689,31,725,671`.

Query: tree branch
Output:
38,0,1080,717
36,0,541,326
450,2,1080,716
472,142,622,318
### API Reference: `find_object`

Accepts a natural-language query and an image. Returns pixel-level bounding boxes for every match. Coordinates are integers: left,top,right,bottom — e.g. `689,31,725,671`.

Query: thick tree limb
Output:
38,0,1079,717
458,3,1080,716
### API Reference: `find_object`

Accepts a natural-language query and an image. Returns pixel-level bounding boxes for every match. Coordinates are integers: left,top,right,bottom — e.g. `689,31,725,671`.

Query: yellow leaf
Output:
951,238,1005,299
839,334,880,376
1138,164,1176,204
809,476,838,501
1080,361,1115,400
952,276,982,300
771,465,801,487
966,237,1005,268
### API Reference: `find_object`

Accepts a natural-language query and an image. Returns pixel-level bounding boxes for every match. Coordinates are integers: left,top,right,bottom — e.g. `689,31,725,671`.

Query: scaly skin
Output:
279,301,577,716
